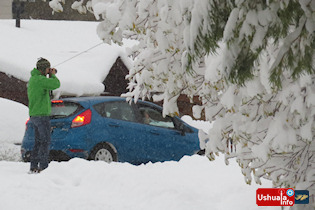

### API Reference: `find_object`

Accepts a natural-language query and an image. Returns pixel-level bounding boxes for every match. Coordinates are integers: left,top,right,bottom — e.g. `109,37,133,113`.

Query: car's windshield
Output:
51,101,82,119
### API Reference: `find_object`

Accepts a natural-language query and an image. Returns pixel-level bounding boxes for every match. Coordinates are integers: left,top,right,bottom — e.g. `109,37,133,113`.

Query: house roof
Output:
0,19,134,97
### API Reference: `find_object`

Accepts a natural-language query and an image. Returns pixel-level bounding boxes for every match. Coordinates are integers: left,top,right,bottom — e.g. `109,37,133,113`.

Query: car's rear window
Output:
93,101,136,122
51,100,83,119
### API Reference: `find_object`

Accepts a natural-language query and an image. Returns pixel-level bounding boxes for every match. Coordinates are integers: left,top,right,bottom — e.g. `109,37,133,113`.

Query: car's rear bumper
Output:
21,150,79,162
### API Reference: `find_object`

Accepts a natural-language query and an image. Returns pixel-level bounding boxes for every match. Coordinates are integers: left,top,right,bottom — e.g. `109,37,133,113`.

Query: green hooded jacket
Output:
27,68,60,116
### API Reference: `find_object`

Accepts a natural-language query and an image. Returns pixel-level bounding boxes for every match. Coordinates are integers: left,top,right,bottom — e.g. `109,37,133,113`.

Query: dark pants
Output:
30,116,51,171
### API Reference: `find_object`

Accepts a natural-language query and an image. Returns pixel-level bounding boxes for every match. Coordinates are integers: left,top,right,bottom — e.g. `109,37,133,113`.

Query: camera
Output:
49,68,57,74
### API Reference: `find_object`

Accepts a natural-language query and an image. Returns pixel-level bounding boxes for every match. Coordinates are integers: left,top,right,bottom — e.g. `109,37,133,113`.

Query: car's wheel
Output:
89,143,117,163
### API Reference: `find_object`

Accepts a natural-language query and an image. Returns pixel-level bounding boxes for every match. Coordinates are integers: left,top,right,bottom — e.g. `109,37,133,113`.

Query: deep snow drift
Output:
0,155,276,210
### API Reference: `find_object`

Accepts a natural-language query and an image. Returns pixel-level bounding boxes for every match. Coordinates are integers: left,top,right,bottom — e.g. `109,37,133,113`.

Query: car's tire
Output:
89,143,117,163
197,149,205,156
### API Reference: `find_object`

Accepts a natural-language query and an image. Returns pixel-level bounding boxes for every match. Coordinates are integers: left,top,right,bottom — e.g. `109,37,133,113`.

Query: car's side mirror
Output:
178,123,186,136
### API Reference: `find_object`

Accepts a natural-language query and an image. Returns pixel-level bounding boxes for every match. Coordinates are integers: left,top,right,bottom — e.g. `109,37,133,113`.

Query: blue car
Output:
21,96,201,164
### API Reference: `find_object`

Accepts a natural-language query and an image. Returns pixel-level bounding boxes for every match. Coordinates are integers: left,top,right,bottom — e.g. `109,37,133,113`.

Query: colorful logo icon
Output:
256,188,295,206
295,190,309,204
287,189,294,197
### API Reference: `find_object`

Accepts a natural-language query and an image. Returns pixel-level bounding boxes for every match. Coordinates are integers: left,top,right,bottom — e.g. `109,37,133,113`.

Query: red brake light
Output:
25,118,30,130
52,100,64,103
71,109,92,128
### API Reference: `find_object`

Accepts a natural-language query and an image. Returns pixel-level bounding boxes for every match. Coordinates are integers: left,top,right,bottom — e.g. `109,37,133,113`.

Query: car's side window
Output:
94,101,136,122
138,105,175,129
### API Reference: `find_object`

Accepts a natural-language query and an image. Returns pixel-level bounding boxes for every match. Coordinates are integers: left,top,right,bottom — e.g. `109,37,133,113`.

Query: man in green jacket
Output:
27,58,60,173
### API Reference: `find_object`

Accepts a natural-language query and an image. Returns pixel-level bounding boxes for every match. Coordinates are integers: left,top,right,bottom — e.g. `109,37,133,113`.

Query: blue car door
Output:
135,103,198,162
91,101,143,163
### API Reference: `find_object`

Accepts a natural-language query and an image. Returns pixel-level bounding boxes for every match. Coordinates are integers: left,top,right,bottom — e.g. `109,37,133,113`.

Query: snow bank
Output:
0,155,275,210
0,98,28,161
0,98,28,144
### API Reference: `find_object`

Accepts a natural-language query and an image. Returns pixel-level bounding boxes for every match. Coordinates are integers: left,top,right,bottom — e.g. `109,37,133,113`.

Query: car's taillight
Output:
52,100,64,103
25,118,30,130
71,109,92,128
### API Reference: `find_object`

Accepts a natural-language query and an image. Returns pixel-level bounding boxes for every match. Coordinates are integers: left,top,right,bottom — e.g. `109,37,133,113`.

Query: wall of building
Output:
1,0,95,21
0,72,28,105
0,0,12,19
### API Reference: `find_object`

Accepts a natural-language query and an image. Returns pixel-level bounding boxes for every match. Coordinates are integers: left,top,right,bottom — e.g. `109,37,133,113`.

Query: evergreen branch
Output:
269,16,307,87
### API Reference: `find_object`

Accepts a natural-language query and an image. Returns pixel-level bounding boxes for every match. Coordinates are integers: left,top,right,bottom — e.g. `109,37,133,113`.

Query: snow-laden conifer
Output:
50,1,315,207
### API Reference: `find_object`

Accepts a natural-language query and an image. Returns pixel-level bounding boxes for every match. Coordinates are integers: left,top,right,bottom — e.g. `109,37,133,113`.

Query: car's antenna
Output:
53,42,104,68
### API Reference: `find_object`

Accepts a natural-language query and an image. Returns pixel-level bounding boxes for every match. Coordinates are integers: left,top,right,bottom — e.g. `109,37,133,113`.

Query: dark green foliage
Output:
276,1,304,38
185,0,314,88
292,44,315,80
267,0,314,87
185,0,231,73
228,49,258,86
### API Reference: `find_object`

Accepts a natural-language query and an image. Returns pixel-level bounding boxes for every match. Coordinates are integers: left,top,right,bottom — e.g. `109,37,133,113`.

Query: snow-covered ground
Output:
0,19,277,210
0,155,276,210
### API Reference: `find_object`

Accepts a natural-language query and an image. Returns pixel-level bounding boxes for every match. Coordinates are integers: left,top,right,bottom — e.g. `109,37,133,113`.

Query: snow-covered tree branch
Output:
50,0,315,208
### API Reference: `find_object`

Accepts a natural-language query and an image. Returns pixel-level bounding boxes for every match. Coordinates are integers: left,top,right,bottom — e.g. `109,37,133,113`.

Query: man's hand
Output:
50,68,57,75
49,68,57,77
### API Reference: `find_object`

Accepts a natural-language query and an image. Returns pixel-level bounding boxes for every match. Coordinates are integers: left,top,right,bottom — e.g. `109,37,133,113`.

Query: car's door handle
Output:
150,130,159,135
108,123,120,127
170,131,184,137
172,131,181,135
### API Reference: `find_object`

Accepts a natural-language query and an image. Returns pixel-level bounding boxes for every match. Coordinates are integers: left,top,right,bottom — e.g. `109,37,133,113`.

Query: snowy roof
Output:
0,19,134,97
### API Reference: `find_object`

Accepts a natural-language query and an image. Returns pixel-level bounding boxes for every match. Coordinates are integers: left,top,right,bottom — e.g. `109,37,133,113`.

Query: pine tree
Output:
51,0,315,207
184,3,315,209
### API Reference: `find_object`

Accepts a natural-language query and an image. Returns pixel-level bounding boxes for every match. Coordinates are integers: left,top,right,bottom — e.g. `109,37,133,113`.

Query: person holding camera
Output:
27,57,60,173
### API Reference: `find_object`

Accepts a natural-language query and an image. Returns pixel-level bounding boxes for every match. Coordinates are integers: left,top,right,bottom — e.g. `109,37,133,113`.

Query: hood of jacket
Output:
31,68,42,76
